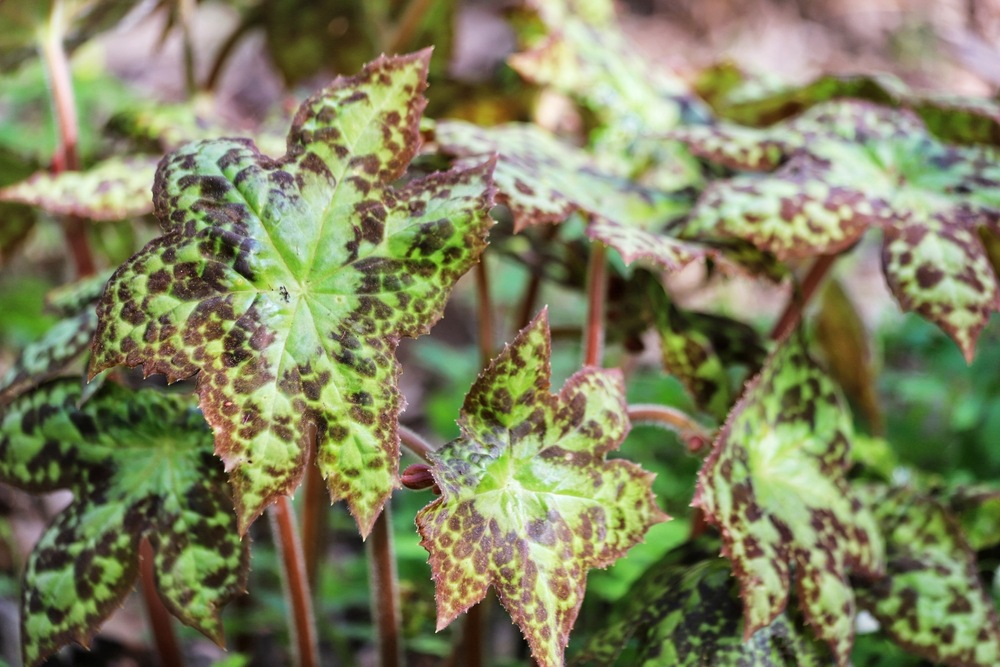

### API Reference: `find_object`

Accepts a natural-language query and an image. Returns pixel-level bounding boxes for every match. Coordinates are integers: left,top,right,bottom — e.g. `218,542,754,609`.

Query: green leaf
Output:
435,120,706,273
0,156,158,221
573,558,832,666
0,379,249,666
415,311,668,667
857,485,1000,667
693,333,884,665
90,51,495,536
676,100,1000,361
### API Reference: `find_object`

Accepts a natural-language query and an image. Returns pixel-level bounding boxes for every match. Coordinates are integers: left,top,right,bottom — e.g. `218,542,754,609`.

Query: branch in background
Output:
584,241,608,367
270,496,319,667
139,539,185,667
367,506,403,667
475,259,495,366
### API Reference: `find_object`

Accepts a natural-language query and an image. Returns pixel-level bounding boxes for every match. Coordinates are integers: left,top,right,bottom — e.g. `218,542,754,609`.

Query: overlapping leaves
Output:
675,100,1000,360
434,120,707,273
89,51,496,535
857,485,1000,667
0,156,158,221
0,379,248,666
574,558,830,666
693,333,884,665
415,311,667,667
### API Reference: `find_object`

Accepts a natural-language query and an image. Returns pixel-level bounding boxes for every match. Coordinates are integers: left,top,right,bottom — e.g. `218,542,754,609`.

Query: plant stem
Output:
769,254,837,341
514,226,559,333
270,496,319,667
627,404,713,452
475,258,495,365
385,0,435,55
40,3,95,278
584,241,608,367
399,424,435,462
300,463,328,589
178,0,198,96
367,506,403,667
139,539,185,667
203,18,253,92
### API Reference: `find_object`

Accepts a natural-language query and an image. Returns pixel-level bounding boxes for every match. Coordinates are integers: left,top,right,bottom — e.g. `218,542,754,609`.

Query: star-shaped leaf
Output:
693,333,884,665
415,311,667,667
0,156,159,221
857,485,1000,667
573,558,831,667
434,120,711,273
675,100,1000,360
0,379,249,666
89,51,496,536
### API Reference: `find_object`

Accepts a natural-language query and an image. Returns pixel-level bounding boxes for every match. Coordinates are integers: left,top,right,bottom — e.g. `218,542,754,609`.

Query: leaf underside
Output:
90,51,496,535
573,558,831,666
858,485,1000,667
434,120,707,273
675,100,1000,360
693,333,884,665
416,310,667,667
0,379,248,667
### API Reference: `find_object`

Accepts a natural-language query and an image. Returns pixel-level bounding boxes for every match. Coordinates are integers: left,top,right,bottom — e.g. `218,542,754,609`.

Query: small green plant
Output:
1,1,999,666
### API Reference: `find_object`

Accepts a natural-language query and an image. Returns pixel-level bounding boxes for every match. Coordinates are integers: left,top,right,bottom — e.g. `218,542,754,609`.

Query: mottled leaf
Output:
416,311,667,667
675,100,1000,360
693,333,884,665
45,269,114,317
0,156,158,221
574,558,832,667
508,0,706,189
857,485,1000,667
90,51,495,535
435,120,709,273
0,379,249,666
943,485,1000,551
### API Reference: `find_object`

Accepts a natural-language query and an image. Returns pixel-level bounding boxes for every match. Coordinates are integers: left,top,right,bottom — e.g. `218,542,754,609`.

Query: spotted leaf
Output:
89,51,496,536
676,100,1000,360
693,333,884,665
416,311,667,667
0,379,249,666
857,485,1000,667
573,558,831,667
0,156,158,221
435,120,708,273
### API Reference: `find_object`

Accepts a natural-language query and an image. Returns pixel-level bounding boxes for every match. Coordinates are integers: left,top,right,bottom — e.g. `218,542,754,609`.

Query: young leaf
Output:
675,100,1000,360
434,120,708,273
89,51,495,536
693,333,884,665
573,558,831,667
0,379,249,666
415,311,667,667
857,485,1000,667
0,156,158,221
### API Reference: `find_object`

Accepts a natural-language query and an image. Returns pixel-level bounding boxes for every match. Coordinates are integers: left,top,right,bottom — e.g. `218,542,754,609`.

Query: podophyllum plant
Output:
2,1,1000,666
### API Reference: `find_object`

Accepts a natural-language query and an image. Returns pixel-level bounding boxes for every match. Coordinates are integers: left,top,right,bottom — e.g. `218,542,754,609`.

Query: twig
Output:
367,506,403,667
385,0,436,55
139,539,184,667
769,254,837,341
584,241,608,367
270,496,319,667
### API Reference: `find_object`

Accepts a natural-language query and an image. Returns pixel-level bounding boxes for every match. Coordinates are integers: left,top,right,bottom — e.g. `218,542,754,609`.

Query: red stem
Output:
769,254,838,341
626,403,712,451
399,424,435,462
514,226,560,332
139,539,184,667
367,506,403,667
584,242,608,367
475,259,494,366
41,5,95,277
300,463,327,589
270,496,319,667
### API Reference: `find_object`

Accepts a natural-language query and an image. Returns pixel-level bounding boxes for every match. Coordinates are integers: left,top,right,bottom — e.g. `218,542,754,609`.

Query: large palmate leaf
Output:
0,156,159,221
434,120,709,273
857,486,1000,667
90,51,495,536
0,379,248,666
693,66,1000,146
675,100,1000,361
508,0,706,189
693,333,884,665
573,558,831,666
415,311,667,667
